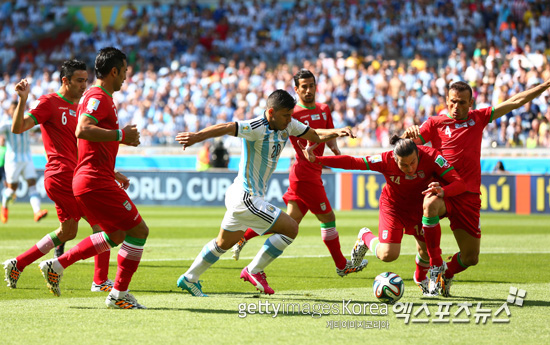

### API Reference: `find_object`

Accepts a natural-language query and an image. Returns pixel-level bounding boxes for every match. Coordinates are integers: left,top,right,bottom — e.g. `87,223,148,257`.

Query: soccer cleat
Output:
413,273,430,296
3,259,21,288
351,227,371,266
177,274,207,297
428,262,447,296
440,274,454,297
231,237,247,261
39,259,64,297
91,279,114,292
106,291,146,309
34,209,48,222
336,259,368,277
54,243,65,258
1,207,8,223
240,267,274,295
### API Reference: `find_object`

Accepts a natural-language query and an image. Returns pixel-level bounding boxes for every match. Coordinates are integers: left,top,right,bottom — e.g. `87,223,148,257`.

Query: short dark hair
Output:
266,89,296,111
390,134,418,157
293,69,316,87
449,81,473,99
60,59,87,81
95,47,127,79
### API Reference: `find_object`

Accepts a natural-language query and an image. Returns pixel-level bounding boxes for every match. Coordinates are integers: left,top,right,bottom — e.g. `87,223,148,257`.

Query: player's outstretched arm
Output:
175,122,236,151
76,115,140,146
298,141,366,170
12,79,36,134
301,127,355,143
493,78,550,120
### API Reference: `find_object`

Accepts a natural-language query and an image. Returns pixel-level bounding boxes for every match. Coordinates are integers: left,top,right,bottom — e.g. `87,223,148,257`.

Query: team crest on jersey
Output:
311,114,320,121
320,202,326,211
468,119,475,126
322,112,326,120
382,230,388,240
241,124,251,133
87,98,100,113
123,200,132,211
369,155,382,163
29,100,40,110
435,155,450,168
69,109,76,117
281,131,289,140
266,205,276,213
418,170,425,178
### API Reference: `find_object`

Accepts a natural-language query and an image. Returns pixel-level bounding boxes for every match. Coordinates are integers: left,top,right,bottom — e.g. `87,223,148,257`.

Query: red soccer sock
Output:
445,252,469,279
114,238,145,292
58,233,111,269
361,231,378,249
16,232,59,271
414,253,430,281
321,222,347,269
94,249,111,284
244,228,260,241
422,217,443,267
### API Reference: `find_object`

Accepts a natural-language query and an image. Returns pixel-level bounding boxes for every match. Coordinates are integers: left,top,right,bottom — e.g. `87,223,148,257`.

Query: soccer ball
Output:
373,272,404,303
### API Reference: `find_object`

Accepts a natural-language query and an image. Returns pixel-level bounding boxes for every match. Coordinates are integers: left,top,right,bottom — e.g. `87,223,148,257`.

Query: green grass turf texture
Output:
0,203,549,345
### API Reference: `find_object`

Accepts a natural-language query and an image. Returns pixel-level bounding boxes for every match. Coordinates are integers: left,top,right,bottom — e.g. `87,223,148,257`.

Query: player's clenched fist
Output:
122,124,140,146
15,79,30,98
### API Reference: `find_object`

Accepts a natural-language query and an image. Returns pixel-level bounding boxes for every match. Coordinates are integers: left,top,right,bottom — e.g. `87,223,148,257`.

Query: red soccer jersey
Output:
418,107,493,194
289,102,334,181
73,86,120,196
316,146,464,217
27,92,79,179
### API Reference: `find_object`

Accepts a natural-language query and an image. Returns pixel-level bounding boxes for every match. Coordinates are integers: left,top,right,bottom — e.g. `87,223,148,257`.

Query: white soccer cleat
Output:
3,258,21,288
351,228,371,266
39,259,64,297
106,291,146,309
413,273,430,296
231,238,247,261
91,279,114,292
336,259,368,277
428,262,447,296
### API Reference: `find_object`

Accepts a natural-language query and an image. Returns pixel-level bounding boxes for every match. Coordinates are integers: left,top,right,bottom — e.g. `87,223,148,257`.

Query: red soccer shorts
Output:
283,178,333,215
378,199,424,244
75,183,142,233
443,192,482,238
44,172,84,223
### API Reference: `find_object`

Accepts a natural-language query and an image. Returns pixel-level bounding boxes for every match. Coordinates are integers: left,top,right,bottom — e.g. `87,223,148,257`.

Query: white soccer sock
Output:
28,185,41,213
2,188,14,207
185,239,226,283
248,234,293,274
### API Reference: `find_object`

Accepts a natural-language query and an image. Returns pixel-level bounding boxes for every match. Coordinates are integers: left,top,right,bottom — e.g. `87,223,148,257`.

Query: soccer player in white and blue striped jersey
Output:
0,101,47,223
175,90,354,296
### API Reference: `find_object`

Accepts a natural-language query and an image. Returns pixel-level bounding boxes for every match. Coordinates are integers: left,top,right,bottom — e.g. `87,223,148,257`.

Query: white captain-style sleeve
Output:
287,118,309,137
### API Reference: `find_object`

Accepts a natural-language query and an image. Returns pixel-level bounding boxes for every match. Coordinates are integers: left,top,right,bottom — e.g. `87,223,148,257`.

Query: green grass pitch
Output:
1,203,549,344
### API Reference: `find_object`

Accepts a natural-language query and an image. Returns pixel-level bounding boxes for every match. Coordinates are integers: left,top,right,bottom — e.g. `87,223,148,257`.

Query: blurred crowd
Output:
0,0,550,148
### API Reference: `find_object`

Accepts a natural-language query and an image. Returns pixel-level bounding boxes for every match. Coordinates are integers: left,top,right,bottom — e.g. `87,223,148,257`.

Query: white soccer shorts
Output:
4,161,38,184
221,183,281,234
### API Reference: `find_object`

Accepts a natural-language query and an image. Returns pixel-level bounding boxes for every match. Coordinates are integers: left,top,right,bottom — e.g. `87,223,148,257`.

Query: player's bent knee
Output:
377,251,399,262
423,195,442,217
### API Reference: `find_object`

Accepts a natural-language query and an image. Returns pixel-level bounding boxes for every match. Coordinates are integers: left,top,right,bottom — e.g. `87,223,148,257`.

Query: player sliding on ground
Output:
175,89,357,296
300,135,466,296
